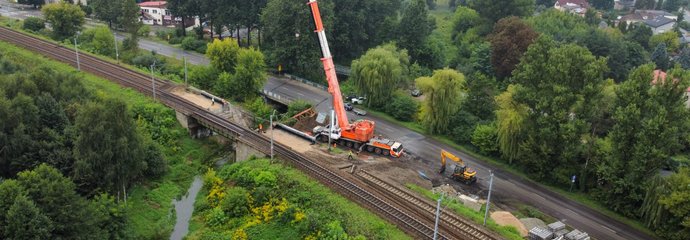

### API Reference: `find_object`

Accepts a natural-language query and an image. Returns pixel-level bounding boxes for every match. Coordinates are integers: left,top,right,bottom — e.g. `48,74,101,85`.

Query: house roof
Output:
645,16,675,28
556,0,590,8
620,10,674,22
138,1,167,8
651,70,690,92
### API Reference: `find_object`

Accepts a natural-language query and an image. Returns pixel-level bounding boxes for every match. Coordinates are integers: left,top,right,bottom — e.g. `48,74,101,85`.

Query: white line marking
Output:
600,224,617,233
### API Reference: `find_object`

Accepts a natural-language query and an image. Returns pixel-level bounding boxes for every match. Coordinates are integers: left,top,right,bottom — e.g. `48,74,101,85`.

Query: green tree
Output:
650,31,681,52
16,164,100,238
261,0,334,82
228,48,267,101
167,0,202,36
91,194,127,240
206,38,240,73
626,24,653,49
510,36,609,182
489,17,539,79
17,0,44,9
495,84,528,162
678,48,690,69
468,0,535,23
468,42,493,76
663,0,683,11
527,9,588,42
89,0,122,28
120,0,142,51
42,3,86,40
22,17,45,32
351,45,406,108
331,0,401,61
590,0,614,10
464,73,497,120
451,6,484,41
82,26,116,56
651,43,670,71
398,0,436,64
598,65,690,216
472,123,499,155
4,195,52,240
416,68,466,134
0,180,24,230
657,168,690,239
387,92,419,122
73,99,147,196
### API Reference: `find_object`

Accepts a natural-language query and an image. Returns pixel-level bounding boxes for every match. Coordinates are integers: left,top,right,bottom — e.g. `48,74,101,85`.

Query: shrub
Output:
220,187,250,218
188,65,219,90
471,123,498,155
386,92,419,122
22,17,45,32
181,36,208,54
130,53,162,69
138,25,151,37
285,100,313,119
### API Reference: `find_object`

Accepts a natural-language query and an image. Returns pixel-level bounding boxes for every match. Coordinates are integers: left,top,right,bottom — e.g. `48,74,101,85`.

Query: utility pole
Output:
484,171,494,226
74,32,81,71
150,61,156,100
270,110,276,163
113,33,119,63
433,194,443,240
183,53,188,87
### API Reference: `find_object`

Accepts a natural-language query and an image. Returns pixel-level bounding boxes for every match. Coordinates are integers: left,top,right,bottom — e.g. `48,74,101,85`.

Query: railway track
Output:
0,26,502,240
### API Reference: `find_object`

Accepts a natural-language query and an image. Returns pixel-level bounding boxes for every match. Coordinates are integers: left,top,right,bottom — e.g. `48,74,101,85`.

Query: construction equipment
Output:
307,0,404,157
439,150,477,184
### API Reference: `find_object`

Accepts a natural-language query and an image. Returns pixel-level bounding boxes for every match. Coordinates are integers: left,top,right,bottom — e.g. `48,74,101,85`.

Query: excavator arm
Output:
439,149,461,174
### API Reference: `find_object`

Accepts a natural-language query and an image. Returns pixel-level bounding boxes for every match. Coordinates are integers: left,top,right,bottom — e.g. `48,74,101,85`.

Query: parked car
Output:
353,108,367,116
411,89,422,97
351,96,366,104
345,103,354,111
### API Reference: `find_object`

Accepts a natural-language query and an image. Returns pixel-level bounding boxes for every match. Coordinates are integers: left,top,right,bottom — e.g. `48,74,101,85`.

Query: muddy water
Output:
169,176,203,240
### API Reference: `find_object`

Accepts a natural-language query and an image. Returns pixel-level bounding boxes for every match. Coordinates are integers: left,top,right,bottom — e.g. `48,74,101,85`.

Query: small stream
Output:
169,176,203,240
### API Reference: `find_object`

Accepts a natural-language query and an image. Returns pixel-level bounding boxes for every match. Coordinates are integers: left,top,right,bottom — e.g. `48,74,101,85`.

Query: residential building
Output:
138,1,170,26
137,1,199,28
554,0,589,16
619,10,677,34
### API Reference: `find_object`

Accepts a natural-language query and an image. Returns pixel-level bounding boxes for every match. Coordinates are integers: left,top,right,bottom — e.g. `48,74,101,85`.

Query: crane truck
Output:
439,150,477,184
306,0,404,157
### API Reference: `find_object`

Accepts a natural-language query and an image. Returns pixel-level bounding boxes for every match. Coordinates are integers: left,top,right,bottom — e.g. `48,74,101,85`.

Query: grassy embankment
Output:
0,20,409,239
186,158,410,239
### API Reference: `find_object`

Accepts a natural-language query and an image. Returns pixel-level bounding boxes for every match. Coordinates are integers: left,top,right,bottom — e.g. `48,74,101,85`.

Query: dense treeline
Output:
0,47,167,238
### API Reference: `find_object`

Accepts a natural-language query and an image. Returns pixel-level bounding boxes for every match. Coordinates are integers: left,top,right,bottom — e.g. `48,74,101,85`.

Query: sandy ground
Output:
491,211,528,237
263,129,312,153
171,87,222,112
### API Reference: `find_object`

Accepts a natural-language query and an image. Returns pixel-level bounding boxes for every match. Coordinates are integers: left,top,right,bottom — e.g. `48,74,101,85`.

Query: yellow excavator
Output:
439,150,477,184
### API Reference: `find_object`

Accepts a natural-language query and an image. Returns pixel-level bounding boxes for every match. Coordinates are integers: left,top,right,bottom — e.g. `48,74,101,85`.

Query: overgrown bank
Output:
186,158,409,240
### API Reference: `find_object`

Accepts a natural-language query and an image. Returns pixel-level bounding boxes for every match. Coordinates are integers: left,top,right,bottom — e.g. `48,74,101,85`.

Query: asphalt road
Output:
0,3,654,239
124,38,655,240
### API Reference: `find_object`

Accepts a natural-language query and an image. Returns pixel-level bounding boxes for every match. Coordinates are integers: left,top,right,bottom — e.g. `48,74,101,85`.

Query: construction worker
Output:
258,123,263,133
348,150,354,160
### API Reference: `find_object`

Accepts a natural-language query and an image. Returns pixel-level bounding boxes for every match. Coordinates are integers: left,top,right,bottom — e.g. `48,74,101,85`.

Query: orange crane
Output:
307,0,404,157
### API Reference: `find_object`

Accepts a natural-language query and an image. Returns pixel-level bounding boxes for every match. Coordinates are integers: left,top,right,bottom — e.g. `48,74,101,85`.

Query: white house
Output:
138,1,171,26
554,0,589,17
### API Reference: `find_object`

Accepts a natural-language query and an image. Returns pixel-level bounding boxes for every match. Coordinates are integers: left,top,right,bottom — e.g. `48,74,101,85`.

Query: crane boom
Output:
307,0,349,129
